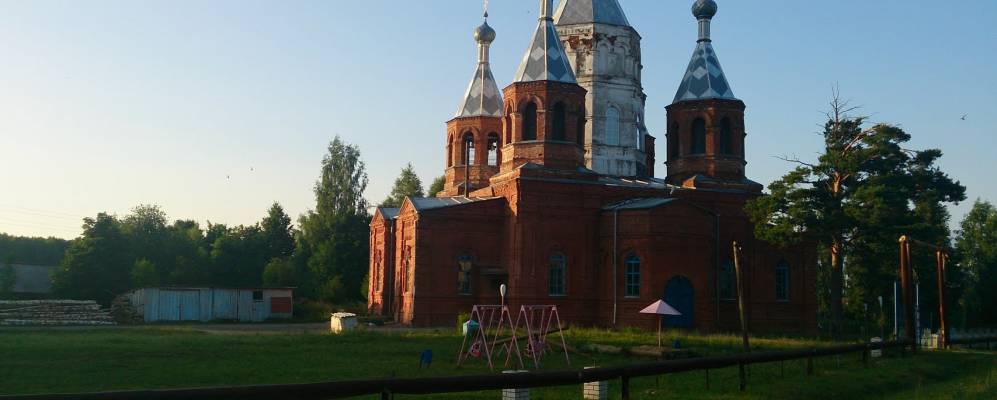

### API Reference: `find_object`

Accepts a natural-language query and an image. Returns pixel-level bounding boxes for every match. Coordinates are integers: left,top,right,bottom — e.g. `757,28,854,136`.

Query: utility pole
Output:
732,241,750,391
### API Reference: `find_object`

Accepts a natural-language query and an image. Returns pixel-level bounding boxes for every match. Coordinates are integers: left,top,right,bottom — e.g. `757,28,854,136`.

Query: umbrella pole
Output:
658,315,662,348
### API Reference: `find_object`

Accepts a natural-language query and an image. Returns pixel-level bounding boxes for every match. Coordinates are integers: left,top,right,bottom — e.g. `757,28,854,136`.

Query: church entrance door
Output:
664,276,694,328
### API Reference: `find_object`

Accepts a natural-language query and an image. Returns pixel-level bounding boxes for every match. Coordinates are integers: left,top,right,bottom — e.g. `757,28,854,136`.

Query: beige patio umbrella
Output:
640,300,682,348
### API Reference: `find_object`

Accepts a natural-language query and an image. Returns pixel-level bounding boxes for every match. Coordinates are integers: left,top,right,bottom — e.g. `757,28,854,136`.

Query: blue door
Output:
664,276,694,328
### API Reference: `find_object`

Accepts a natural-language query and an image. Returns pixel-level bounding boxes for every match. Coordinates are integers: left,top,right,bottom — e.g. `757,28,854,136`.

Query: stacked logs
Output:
0,300,116,326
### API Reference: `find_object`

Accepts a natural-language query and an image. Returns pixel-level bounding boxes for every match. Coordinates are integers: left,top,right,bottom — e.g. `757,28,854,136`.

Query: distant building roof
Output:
408,196,501,212
11,264,55,294
554,0,631,27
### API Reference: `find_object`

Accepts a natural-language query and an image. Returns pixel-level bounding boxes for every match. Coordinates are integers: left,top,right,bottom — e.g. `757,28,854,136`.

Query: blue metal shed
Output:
125,287,293,323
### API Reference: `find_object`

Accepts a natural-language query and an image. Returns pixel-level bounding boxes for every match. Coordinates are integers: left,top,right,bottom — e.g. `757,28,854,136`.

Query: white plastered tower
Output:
554,0,652,177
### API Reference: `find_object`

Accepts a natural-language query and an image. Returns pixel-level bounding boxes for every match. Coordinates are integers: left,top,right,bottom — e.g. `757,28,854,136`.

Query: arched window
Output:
669,122,680,159
691,118,706,154
457,253,473,295
605,106,620,146
720,260,736,300
487,133,500,166
775,259,790,301
463,132,475,165
522,102,538,141
551,102,566,141
624,253,640,298
548,253,567,296
635,114,643,150
719,117,733,156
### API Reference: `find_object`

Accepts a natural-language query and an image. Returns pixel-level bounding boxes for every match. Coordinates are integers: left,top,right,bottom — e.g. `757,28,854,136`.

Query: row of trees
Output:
46,137,436,305
50,203,296,304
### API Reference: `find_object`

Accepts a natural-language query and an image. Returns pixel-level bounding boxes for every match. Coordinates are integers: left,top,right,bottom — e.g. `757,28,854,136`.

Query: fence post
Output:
806,354,814,376
705,369,710,389
621,376,631,400
862,344,869,367
381,389,392,400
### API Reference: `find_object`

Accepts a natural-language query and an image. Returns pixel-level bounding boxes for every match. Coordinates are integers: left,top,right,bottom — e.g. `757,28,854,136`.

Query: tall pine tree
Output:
746,94,964,334
380,163,424,207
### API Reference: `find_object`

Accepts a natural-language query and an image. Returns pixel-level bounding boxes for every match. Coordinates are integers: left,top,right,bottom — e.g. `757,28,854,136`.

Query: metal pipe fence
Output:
3,337,994,400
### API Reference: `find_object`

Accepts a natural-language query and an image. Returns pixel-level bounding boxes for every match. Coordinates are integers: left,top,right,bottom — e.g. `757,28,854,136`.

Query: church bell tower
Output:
442,13,504,197
499,0,587,172
666,0,759,192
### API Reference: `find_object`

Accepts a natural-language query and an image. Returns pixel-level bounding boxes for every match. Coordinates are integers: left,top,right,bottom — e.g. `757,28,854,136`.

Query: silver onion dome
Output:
692,0,718,20
474,19,496,44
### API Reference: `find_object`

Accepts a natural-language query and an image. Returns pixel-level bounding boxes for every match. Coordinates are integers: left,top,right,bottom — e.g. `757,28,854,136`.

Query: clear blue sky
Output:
1,0,995,239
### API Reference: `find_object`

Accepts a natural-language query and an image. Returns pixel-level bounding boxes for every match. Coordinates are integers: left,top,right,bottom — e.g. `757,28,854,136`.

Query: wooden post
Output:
862,345,869,367
381,389,392,400
732,242,750,392
898,237,916,350
705,369,710,389
935,250,948,349
806,355,814,376
621,376,631,400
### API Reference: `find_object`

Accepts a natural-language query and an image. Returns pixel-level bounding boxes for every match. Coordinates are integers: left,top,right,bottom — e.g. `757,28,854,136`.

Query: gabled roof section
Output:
513,3,576,84
554,0,631,27
602,198,678,211
673,42,736,103
456,63,503,118
407,196,501,212
375,207,399,220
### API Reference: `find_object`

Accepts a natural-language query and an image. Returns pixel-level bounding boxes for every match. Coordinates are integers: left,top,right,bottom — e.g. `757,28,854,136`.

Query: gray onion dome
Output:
474,20,496,44
692,0,718,20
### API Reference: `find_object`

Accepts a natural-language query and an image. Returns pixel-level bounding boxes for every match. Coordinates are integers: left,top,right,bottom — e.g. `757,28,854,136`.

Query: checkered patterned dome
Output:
513,14,577,84
672,41,736,103
553,0,630,27
456,63,503,118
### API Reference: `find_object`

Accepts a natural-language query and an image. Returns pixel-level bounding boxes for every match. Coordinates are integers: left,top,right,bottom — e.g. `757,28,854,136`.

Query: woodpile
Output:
0,300,116,326
110,295,143,324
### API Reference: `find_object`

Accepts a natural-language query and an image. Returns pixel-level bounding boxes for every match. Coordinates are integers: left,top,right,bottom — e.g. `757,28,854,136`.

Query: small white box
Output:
330,312,358,333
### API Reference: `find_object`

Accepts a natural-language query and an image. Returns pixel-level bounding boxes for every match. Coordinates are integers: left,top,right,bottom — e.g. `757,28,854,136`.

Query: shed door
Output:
157,291,180,321
664,276,694,328
251,290,266,322
178,290,200,321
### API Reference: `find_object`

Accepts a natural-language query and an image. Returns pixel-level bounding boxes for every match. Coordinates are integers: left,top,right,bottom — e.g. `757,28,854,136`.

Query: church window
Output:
523,102,538,141
635,114,643,150
605,106,620,146
670,122,680,159
457,253,473,295
487,133,500,166
548,253,567,296
720,260,736,300
692,118,706,154
719,117,733,156
624,253,640,298
776,259,790,301
463,132,475,165
552,102,567,141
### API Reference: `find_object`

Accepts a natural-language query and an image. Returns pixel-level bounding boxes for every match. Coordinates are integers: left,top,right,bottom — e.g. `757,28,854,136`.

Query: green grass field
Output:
0,326,993,399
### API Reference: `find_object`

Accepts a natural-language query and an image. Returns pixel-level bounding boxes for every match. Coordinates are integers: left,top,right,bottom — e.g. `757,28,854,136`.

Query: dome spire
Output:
513,0,576,83
693,0,718,42
456,3,503,118
672,0,736,103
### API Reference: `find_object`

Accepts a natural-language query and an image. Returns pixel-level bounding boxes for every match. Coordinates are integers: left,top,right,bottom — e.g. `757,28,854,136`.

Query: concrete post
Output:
582,367,608,400
502,370,529,400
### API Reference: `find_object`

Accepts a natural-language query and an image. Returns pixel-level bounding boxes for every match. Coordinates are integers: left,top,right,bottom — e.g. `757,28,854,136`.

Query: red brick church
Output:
368,0,817,332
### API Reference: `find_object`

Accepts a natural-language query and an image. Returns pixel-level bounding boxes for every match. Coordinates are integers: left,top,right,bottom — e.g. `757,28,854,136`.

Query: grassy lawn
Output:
0,326,993,399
